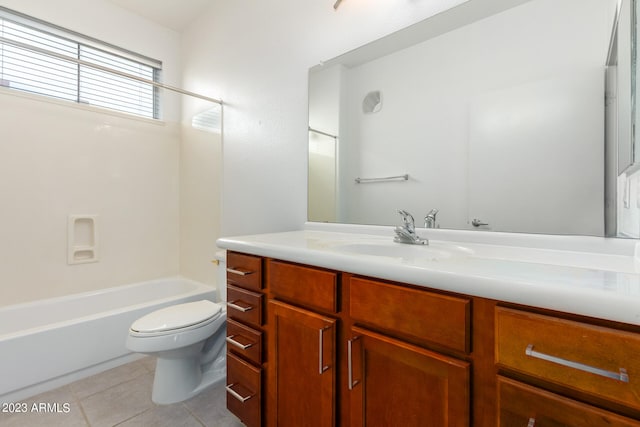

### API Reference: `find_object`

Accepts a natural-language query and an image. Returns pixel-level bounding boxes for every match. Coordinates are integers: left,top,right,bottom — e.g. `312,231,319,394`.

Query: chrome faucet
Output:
394,210,428,245
424,208,439,229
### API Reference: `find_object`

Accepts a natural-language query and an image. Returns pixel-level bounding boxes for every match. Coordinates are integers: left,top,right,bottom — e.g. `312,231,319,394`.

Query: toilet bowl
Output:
126,299,227,404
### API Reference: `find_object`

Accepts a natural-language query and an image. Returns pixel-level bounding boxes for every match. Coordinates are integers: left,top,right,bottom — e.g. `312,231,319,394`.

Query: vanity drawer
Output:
227,318,263,365
227,284,264,328
495,307,640,412
498,376,640,427
227,252,263,291
267,260,338,313
349,277,471,353
227,351,262,427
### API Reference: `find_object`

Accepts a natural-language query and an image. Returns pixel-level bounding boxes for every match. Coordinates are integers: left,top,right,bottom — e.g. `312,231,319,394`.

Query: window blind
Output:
0,8,161,119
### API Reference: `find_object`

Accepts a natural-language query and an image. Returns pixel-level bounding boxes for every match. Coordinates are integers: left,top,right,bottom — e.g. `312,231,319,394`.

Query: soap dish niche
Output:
68,215,99,265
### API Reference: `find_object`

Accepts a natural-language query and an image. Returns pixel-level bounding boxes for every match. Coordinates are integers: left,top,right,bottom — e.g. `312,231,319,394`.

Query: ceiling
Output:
106,0,213,31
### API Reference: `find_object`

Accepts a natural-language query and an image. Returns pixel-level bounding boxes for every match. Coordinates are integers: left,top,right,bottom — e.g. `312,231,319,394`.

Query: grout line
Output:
182,402,207,427
76,374,153,426
75,390,92,427
112,407,153,427
75,370,154,401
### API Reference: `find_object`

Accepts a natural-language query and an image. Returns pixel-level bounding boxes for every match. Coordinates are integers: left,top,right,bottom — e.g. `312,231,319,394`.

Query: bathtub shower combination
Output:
0,277,223,404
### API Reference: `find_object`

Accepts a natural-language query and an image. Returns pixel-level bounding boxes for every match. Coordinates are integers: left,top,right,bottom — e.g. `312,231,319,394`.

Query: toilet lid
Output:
131,300,222,334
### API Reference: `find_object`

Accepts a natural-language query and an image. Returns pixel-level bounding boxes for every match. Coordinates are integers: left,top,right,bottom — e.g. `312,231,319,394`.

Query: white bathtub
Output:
0,277,218,403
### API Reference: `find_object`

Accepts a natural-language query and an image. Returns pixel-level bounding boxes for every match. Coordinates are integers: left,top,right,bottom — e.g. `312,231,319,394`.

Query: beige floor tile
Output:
70,359,150,400
183,383,243,427
204,416,246,427
116,404,203,427
138,356,156,374
80,374,154,427
0,409,88,427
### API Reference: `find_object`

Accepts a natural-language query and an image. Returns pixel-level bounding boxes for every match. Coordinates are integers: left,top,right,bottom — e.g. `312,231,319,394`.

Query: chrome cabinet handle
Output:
226,335,254,350
525,344,630,383
348,336,361,390
226,383,254,402
227,267,254,276
226,300,253,312
527,418,536,427
318,326,330,374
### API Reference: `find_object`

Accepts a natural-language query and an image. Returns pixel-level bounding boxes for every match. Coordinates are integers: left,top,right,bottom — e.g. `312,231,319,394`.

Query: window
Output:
0,8,161,119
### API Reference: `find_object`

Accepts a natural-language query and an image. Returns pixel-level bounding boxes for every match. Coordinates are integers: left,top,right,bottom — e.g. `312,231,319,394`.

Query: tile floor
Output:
0,357,245,427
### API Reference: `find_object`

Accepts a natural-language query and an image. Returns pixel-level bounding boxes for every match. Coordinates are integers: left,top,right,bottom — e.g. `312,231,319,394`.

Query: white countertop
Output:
216,227,640,326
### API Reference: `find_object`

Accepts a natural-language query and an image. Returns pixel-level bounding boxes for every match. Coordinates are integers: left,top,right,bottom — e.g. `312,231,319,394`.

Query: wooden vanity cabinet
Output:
497,376,640,427
496,306,640,424
227,352,262,426
225,252,267,427
265,259,473,427
268,300,337,427
348,326,470,426
348,276,471,353
346,276,472,426
226,250,640,426
267,260,339,427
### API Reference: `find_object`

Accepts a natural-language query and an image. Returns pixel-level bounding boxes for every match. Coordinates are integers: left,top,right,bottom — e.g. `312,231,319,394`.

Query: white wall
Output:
181,0,468,237
0,0,184,306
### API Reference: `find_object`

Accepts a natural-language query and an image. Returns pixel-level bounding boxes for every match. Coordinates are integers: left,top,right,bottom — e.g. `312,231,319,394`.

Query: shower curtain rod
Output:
0,36,223,105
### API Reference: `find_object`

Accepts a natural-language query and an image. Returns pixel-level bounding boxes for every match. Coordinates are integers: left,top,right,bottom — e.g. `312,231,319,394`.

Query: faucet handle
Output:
397,209,416,232
471,218,489,227
424,208,439,228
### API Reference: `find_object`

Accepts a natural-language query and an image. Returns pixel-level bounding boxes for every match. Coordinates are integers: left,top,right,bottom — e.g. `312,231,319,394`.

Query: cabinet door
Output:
348,326,470,427
268,300,337,427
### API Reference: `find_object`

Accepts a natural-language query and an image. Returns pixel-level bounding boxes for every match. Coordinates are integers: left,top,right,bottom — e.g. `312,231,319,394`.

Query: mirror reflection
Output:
308,0,639,237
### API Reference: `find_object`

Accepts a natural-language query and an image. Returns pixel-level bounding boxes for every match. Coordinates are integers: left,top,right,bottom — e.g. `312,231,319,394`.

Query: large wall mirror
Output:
308,0,640,238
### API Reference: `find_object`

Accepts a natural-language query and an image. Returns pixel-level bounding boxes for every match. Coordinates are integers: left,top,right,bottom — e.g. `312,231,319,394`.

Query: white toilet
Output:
126,299,227,405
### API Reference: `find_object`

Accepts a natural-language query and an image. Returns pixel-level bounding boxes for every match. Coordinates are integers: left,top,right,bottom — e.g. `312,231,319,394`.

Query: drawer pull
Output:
226,383,254,402
525,344,630,383
319,326,330,374
527,418,536,427
348,336,361,390
226,335,254,350
227,300,254,312
227,267,254,276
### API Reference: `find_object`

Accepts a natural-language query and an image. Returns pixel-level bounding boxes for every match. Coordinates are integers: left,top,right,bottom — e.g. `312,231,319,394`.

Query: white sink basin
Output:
329,241,473,262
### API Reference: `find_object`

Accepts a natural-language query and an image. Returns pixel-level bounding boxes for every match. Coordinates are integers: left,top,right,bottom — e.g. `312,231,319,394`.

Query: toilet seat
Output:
130,300,222,337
